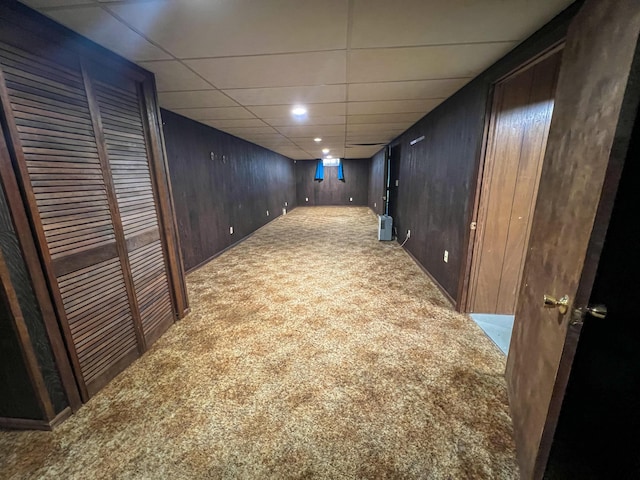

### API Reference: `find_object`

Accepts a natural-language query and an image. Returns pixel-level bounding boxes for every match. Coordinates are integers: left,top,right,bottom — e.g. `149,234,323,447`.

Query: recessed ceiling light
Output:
314,137,322,142
291,105,307,116
322,148,330,154
325,155,333,159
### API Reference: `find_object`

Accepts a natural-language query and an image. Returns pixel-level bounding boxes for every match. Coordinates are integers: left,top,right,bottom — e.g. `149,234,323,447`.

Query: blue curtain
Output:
337,159,345,182
314,159,324,181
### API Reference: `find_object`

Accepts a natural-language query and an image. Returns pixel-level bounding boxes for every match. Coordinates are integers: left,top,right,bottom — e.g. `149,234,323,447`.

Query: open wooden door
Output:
469,50,561,315
505,1,640,479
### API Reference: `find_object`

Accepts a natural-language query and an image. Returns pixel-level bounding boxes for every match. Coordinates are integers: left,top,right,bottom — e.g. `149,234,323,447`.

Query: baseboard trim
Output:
187,208,295,274
49,407,72,429
0,416,51,431
402,246,456,308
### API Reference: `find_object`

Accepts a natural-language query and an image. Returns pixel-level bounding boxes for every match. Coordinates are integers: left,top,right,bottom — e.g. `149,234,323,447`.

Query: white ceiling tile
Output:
273,147,312,159
349,43,517,83
138,60,212,91
344,147,380,158
351,0,574,48
21,0,574,156
43,6,170,61
347,134,397,144
276,125,345,138
247,103,346,118
347,99,443,115
348,79,470,102
239,133,292,141
21,0,92,7
223,85,346,106
252,137,297,147
264,116,346,127
107,0,348,58
293,136,346,148
347,113,422,125
203,119,268,129
305,147,345,157
185,51,346,89
158,90,238,109
347,123,409,134
171,107,254,120
220,126,279,136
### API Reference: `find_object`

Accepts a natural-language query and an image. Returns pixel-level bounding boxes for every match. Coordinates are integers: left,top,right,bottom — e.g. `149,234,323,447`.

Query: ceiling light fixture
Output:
322,148,330,154
325,155,333,159
291,105,307,116
314,137,322,143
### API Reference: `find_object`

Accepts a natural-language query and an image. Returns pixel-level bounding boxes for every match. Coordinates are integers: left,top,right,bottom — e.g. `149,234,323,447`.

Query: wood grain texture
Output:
0,247,54,420
140,83,189,319
161,109,296,272
0,258,44,420
368,149,385,215
546,102,640,478
295,159,370,207
470,52,560,314
381,4,578,305
505,1,640,478
0,126,74,414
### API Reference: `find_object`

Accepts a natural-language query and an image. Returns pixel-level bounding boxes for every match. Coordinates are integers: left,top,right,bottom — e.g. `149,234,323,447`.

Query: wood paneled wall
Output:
162,110,297,272
369,3,580,304
0,287,42,421
368,150,386,215
0,173,69,425
295,159,370,206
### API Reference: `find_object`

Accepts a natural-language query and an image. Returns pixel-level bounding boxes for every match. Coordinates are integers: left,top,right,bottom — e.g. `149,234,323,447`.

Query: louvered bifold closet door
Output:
0,43,141,398
91,75,174,346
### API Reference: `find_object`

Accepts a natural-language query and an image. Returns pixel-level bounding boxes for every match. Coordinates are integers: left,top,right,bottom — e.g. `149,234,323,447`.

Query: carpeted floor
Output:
0,206,518,479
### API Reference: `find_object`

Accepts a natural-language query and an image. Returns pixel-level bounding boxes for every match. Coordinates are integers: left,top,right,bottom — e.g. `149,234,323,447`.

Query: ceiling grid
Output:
21,0,573,159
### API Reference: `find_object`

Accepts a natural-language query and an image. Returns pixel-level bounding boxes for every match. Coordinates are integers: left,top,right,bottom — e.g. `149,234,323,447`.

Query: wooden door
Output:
0,42,143,399
87,70,175,347
469,51,561,314
546,105,640,477
0,39,178,400
505,1,640,478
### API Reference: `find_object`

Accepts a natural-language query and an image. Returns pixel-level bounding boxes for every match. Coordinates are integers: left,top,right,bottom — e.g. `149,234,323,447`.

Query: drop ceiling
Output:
21,0,573,160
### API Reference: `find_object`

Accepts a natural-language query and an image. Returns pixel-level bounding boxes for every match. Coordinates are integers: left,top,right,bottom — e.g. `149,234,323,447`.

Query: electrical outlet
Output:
374,202,377,208
407,229,411,238
305,197,309,202
282,208,287,216
266,210,269,216
229,226,234,235
349,197,353,202
444,250,449,263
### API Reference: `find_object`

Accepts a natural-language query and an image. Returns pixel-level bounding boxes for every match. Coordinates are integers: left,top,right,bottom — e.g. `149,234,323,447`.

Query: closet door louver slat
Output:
0,44,140,398
93,78,175,346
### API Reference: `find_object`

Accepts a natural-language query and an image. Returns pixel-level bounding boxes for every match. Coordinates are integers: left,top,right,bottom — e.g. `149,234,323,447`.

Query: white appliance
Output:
378,215,393,241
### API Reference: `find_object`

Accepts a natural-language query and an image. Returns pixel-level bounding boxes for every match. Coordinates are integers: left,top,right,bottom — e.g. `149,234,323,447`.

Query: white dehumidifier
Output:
378,215,393,241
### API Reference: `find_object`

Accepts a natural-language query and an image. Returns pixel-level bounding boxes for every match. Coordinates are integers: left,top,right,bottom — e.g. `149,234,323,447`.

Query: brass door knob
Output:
543,294,570,314
586,304,607,319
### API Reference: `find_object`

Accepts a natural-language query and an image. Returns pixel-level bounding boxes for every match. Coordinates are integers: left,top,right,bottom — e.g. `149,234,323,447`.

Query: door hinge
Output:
470,222,477,230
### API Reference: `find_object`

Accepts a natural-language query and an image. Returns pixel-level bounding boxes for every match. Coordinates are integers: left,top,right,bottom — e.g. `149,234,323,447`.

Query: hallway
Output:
0,207,516,479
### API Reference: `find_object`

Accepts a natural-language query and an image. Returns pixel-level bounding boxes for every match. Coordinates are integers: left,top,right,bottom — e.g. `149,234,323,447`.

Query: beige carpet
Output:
0,206,518,479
